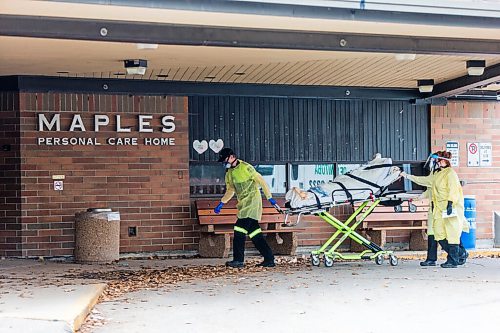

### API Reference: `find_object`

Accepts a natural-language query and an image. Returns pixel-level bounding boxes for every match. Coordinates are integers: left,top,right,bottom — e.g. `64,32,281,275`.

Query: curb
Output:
71,283,107,332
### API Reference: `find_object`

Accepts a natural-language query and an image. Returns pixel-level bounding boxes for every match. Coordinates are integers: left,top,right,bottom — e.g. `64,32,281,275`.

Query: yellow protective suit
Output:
407,168,468,244
221,160,272,221
419,188,434,236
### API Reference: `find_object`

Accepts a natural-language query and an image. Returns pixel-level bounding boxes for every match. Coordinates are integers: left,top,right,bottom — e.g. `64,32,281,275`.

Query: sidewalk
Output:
1,248,499,333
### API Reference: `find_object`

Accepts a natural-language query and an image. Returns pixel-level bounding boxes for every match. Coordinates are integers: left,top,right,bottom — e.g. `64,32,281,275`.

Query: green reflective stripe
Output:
234,226,248,234
249,228,262,239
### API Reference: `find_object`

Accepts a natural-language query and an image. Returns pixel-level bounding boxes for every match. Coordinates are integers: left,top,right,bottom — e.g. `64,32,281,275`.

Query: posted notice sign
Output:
467,142,480,167
446,141,459,167
479,142,492,167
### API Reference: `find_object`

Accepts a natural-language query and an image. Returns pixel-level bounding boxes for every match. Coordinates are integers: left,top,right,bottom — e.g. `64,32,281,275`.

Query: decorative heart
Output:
193,140,208,154
209,139,224,153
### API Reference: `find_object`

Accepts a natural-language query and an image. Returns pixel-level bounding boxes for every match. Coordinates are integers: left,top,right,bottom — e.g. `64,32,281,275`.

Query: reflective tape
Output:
249,228,262,239
234,226,248,234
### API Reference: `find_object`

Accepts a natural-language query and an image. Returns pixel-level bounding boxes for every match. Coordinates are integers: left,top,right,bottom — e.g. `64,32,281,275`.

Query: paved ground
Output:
89,258,500,333
1,252,499,333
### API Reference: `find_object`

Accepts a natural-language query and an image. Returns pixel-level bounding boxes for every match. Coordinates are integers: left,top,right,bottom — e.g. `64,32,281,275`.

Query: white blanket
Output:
285,155,401,209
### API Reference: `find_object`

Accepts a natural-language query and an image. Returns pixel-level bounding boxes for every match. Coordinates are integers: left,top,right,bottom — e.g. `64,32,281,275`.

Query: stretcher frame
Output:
283,188,419,267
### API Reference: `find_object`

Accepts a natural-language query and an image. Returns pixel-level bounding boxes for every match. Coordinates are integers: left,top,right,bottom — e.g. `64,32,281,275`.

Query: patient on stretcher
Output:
285,154,401,209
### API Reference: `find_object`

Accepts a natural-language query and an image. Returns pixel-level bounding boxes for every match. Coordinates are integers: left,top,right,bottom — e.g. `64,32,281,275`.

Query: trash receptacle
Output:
75,208,120,263
461,196,476,249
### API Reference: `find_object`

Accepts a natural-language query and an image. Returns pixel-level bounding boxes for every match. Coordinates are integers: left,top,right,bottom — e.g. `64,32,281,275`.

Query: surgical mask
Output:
223,162,232,169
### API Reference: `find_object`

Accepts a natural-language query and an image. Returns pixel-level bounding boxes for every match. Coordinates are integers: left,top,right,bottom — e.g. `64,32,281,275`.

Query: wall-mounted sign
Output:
446,141,459,167
467,142,479,167
479,142,492,167
193,140,208,154
209,139,224,153
53,181,63,191
36,113,176,146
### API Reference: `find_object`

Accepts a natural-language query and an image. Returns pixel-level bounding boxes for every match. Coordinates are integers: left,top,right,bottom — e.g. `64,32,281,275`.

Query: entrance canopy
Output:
1,0,499,99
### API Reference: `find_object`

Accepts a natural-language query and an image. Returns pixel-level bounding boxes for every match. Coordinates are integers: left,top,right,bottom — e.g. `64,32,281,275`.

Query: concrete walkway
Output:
0,284,105,333
91,257,500,333
0,248,499,333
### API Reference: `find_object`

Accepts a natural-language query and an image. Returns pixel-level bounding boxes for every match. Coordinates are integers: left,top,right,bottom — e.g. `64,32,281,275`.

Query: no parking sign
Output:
467,143,479,167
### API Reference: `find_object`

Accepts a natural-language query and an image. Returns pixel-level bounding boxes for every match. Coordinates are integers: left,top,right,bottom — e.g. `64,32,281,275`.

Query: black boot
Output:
420,235,438,266
441,244,459,268
226,231,246,268
458,241,468,265
251,234,275,267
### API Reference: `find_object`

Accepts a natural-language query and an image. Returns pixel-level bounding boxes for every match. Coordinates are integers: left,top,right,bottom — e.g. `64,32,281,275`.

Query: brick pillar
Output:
0,92,22,257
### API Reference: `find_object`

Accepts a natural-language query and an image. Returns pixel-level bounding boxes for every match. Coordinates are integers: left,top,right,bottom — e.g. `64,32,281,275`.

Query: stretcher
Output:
281,155,422,267
283,189,422,267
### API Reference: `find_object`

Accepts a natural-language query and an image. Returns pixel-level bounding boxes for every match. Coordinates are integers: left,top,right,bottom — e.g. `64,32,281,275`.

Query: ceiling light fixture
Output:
124,59,147,75
394,54,416,61
466,60,486,76
417,79,434,93
136,43,158,50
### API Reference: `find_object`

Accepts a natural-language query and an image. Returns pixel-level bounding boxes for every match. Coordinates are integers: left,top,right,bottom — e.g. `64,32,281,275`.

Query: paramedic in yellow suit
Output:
401,151,469,268
418,188,438,266
214,148,282,268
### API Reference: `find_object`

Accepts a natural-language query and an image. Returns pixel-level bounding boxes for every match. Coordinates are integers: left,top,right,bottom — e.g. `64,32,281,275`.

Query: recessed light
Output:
394,54,416,61
136,43,158,50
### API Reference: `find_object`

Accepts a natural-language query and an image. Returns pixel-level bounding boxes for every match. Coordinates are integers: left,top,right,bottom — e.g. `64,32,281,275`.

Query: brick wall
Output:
15,92,193,257
0,92,22,256
431,101,500,243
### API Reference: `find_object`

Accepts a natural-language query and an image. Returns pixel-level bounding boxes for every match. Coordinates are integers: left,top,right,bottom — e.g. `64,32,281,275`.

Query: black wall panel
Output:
189,96,429,163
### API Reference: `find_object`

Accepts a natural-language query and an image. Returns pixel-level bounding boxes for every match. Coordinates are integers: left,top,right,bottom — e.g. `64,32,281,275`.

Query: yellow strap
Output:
249,228,262,239
234,226,248,234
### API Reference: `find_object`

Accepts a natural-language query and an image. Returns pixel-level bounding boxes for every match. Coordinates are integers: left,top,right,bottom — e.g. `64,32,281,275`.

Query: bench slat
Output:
370,226,427,231
199,214,284,225
197,207,280,216
196,199,286,210
213,228,305,235
360,212,428,222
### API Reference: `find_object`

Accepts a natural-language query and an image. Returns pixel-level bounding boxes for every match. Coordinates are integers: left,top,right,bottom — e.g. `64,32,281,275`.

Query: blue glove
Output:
447,201,453,215
214,202,224,214
269,198,283,213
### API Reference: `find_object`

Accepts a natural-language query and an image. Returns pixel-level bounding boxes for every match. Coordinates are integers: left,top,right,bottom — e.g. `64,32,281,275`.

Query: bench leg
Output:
366,230,387,249
267,232,297,255
350,230,369,252
198,233,230,258
409,230,427,251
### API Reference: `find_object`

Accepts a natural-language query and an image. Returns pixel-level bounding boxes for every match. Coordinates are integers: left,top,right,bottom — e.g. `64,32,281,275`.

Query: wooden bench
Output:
195,199,304,258
351,199,430,251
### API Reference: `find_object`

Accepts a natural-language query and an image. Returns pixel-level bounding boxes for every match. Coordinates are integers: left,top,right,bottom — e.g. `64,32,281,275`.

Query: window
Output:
254,164,286,194
289,164,335,190
189,163,226,196
337,164,361,176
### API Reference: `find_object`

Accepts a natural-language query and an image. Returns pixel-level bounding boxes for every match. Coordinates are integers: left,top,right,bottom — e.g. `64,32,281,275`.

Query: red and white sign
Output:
467,142,479,167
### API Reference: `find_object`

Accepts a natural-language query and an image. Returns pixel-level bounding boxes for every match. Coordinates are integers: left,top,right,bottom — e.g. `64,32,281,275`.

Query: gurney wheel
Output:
408,203,417,213
394,205,403,213
324,256,334,268
389,255,399,266
375,254,384,265
310,254,320,267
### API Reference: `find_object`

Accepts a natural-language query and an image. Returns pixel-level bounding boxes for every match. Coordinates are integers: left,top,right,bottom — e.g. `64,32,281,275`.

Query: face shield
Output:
424,153,451,171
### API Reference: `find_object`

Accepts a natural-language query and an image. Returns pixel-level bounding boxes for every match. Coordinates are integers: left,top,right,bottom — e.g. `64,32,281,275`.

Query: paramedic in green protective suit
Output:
214,148,282,268
401,151,469,268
